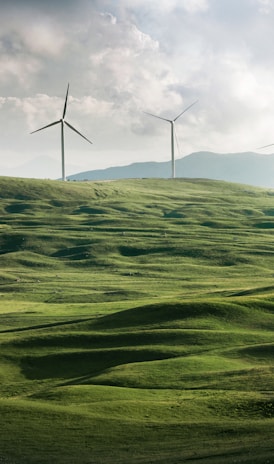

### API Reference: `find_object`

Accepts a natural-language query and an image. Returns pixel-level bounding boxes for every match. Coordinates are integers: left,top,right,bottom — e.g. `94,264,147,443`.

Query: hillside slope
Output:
1,176,274,302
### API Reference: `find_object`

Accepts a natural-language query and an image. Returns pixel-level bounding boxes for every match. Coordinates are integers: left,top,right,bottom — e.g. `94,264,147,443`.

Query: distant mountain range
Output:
0,155,83,180
67,152,274,188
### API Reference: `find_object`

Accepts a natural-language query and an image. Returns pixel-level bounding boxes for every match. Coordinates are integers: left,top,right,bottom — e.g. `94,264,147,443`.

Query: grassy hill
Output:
1,176,274,463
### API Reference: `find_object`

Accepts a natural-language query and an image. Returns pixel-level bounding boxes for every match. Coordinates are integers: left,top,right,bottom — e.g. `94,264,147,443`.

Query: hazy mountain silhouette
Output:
0,156,83,180
67,152,274,188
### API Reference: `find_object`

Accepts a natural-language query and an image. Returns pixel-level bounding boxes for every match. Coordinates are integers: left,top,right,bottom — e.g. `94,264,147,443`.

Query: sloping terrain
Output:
0,177,274,463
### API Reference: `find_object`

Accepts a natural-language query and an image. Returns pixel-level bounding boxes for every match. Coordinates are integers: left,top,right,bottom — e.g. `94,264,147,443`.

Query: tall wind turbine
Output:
144,100,198,178
257,143,274,150
31,83,93,181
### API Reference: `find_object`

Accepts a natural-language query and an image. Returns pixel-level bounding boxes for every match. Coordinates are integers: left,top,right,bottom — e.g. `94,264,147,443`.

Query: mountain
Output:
67,151,274,188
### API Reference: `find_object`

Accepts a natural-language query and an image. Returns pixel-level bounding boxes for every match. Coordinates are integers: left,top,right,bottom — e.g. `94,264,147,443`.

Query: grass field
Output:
0,176,274,463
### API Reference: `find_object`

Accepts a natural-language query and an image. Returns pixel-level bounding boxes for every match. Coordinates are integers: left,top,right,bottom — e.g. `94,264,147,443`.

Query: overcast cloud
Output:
1,0,274,178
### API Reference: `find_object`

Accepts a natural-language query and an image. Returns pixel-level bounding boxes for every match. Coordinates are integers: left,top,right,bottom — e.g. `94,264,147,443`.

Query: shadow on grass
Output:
19,348,173,380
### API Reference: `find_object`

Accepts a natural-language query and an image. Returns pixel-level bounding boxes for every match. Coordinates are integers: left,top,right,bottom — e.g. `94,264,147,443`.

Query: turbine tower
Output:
144,100,198,178
31,83,92,181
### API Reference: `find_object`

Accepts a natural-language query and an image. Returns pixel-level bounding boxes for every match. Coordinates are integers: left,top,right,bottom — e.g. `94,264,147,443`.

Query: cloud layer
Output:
1,0,274,178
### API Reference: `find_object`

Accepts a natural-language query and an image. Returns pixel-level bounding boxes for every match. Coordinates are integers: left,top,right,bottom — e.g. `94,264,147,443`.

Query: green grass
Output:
1,177,274,463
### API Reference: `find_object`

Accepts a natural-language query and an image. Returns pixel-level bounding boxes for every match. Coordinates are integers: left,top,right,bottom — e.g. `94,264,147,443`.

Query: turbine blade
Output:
143,111,171,123
257,143,274,149
174,100,199,122
30,120,61,134
64,121,93,144
62,83,70,119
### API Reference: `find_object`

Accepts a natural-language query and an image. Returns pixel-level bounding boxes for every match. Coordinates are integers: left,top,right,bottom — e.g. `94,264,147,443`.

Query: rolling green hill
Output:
1,176,274,463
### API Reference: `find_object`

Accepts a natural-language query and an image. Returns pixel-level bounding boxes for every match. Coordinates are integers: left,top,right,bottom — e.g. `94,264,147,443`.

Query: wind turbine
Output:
31,83,93,181
144,100,198,178
257,143,274,150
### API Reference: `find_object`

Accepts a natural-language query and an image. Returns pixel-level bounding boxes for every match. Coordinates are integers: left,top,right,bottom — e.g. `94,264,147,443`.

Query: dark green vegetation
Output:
1,176,274,463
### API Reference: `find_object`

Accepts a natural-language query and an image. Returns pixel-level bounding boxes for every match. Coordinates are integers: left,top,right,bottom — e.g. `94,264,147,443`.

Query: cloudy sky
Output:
1,0,274,179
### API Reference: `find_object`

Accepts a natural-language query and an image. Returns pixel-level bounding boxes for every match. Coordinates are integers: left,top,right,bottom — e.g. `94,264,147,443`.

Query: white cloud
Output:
13,94,61,130
258,0,274,14
0,55,42,88
86,14,183,120
113,0,208,15
180,0,209,14
100,12,117,25
22,21,67,57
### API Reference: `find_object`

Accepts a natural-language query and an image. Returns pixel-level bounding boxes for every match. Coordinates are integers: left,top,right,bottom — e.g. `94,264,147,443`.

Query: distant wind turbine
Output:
257,143,274,150
144,100,198,178
31,83,93,181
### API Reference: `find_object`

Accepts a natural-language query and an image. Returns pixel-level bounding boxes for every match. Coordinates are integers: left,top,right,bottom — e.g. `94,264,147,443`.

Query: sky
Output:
1,0,274,179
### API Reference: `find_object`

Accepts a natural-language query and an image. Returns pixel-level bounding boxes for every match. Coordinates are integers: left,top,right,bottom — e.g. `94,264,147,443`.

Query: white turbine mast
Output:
31,83,93,181
144,100,198,179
